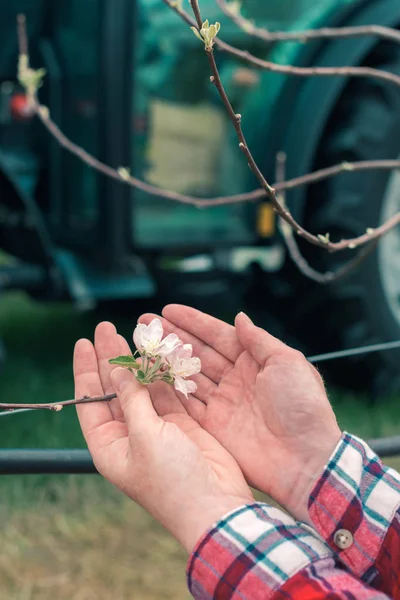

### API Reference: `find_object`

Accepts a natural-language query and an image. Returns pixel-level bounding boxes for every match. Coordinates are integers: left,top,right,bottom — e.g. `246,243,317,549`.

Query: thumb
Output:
110,368,160,435
235,312,289,365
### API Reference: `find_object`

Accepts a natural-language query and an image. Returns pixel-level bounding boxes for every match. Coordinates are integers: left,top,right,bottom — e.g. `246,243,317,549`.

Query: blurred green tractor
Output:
1,0,400,391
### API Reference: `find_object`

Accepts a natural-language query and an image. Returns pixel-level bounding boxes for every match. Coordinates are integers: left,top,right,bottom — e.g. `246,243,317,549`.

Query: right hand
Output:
140,306,342,525
73,323,254,553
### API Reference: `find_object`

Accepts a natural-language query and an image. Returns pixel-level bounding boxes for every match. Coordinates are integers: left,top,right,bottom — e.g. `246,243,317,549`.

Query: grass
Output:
0,291,399,598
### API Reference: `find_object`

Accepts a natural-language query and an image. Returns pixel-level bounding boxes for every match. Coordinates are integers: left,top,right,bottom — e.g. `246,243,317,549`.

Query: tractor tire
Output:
283,41,400,397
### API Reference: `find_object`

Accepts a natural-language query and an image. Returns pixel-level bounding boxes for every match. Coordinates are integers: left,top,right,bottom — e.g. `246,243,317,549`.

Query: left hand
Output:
73,322,253,553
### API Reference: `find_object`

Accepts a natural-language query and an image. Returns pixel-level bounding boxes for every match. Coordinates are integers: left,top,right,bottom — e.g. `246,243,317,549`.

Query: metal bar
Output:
0,437,398,475
368,436,400,458
0,450,98,474
308,340,400,364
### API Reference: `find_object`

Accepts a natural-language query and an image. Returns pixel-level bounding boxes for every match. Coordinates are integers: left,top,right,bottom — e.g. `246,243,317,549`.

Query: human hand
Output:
73,322,253,552
139,306,342,524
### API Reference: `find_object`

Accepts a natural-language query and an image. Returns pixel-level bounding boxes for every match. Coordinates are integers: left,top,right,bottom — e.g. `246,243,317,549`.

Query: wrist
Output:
176,493,254,553
290,431,342,525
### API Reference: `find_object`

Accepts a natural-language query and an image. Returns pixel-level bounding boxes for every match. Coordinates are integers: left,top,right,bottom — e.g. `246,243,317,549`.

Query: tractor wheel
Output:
284,41,400,396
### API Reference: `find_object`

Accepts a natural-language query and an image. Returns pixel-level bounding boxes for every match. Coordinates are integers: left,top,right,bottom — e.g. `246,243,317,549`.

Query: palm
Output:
141,306,341,522
73,322,248,502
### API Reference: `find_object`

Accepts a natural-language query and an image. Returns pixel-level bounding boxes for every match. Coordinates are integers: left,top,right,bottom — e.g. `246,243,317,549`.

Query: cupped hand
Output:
73,322,253,553
139,306,342,524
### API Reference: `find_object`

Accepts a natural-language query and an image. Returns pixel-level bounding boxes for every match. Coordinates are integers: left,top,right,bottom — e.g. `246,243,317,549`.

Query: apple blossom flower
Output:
133,318,181,357
167,344,201,398
110,320,201,395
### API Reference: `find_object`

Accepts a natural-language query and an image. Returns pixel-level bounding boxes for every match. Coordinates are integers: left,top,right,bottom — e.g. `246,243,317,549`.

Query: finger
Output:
148,381,187,416
148,376,209,420
118,334,130,353
235,312,291,366
139,314,233,382
190,371,216,404
177,393,206,422
74,338,113,435
162,304,242,363
110,368,160,437
95,322,129,422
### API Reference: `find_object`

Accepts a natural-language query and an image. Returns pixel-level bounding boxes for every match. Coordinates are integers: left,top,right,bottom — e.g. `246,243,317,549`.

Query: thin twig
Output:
188,0,400,255
216,0,400,46
275,151,328,281
16,12,400,259
17,14,28,55
0,393,117,412
28,103,400,207
164,0,400,89
276,152,378,283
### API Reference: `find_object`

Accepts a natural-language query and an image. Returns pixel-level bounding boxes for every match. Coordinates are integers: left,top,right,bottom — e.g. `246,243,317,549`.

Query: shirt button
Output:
334,529,353,550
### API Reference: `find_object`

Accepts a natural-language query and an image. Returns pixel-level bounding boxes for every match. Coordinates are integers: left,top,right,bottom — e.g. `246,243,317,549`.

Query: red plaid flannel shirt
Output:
187,433,400,599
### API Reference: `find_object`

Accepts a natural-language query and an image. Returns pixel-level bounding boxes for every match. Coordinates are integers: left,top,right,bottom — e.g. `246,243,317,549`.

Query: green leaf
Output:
136,370,146,380
191,27,203,42
108,355,139,369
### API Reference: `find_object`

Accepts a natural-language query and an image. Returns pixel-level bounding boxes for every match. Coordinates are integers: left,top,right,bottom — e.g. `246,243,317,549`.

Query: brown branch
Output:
178,1,400,258
17,14,28,55
0,393,117,412
16,12,400,261
30,101,400,207
163,0,400,89
276,152,331,283
216,0,400,46
15,14,400,209
276,152,378,283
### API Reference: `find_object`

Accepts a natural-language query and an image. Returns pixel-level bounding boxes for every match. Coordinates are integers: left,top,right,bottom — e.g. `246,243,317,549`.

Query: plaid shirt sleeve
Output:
309,432,400,598
187,503,391,599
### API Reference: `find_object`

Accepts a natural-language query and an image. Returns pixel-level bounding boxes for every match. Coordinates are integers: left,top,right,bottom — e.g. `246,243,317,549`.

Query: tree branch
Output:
16,12,400,272
187,0,400,255
26,97,400,208
0,393,117,412
275,152,378,283
163,0,400,89
216,0,400,46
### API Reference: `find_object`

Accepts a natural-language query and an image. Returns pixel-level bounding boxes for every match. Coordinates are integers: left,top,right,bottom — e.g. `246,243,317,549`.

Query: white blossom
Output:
133,318,181,357
168,344,201,398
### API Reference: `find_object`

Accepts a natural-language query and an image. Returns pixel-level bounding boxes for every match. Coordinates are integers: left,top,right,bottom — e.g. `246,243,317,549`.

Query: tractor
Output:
0,0,400,393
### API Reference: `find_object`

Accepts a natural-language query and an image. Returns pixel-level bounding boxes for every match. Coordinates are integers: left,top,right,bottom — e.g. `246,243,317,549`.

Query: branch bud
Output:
226,0,242,17
117,167,131,181
18,53,46,101
318,233,330,244
169,0,183,10
341,161,354,171
191,20,221,51
38,105,49,119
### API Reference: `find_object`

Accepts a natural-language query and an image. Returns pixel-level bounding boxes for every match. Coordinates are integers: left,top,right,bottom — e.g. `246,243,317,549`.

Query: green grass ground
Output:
0,291,399,599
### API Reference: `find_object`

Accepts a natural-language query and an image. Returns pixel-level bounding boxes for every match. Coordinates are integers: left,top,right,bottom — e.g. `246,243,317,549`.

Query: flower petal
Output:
146,318,163,345
133,323,147,351
157,333,182,357
180,357,201,377
174,376,197,398
177,344,193,360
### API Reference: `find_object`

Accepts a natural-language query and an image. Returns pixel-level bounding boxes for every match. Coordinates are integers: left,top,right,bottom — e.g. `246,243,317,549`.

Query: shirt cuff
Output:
308,431,400,583
187,503,334,599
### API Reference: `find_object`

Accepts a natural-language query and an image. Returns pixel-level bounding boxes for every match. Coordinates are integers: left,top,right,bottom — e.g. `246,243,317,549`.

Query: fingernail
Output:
238,311,253,324
110,367,132,392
